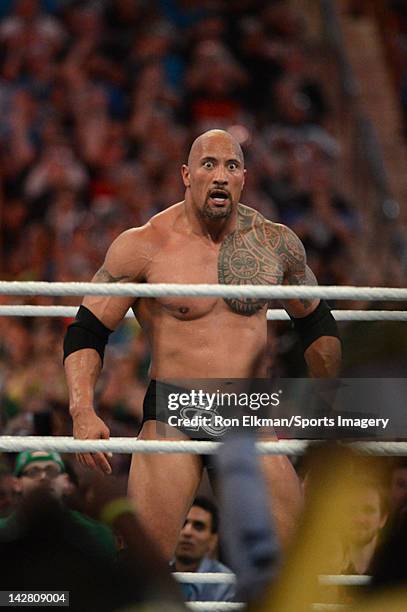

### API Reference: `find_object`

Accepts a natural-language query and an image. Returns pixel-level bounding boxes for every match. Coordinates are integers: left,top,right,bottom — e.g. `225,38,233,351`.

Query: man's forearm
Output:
64,349,102,416
304,337,342,378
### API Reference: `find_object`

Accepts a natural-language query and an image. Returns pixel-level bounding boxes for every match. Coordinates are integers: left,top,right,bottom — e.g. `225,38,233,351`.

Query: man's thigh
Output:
128,420,203,560
260,453,303,548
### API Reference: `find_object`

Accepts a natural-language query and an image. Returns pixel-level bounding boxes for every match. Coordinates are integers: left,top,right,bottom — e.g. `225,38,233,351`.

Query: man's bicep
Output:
282,263,320,318
82,268,136,330
82,229,148,329
273,224,319,317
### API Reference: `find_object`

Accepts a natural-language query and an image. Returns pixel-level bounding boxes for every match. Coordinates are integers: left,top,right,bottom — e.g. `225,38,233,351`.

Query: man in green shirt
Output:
0,450,116,559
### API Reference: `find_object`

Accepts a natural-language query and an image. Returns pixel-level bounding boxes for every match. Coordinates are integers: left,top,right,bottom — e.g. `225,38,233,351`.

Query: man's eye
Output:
228,163,238,171
204,161,213,169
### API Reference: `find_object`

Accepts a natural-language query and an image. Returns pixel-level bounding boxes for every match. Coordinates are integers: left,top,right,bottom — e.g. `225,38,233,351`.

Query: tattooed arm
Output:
278,225,341,377
82,227,151,328
65,227,151,473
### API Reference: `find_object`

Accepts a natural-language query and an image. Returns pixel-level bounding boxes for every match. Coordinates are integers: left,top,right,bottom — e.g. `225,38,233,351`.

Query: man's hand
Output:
72,407,112,474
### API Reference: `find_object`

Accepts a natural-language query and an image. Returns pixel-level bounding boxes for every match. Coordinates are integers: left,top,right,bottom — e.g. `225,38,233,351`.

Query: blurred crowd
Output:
348,0,407,144
376,0,407,133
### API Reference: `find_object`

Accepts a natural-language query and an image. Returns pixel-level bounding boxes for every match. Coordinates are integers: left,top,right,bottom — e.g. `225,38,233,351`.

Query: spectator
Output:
342,479,388,575
0,0,66,58
182,40,248,126
0,450,116,560
172,496,236,602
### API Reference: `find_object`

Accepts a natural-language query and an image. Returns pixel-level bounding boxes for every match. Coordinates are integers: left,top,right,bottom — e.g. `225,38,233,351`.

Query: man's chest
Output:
145,228,285,318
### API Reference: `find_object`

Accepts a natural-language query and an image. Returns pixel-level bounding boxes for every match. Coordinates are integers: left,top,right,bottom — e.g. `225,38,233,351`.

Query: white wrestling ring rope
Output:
175,573,236,584
311,606,349,611
186,604,350,611
186,605,348,611
0,281,407,300
319,575,370,586
1,304,406,321
174,572,369,586
0,437,406,455
186,605,242,611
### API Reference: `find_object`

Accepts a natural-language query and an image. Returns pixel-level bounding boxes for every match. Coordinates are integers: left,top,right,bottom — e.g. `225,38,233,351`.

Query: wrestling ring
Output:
1,281,406,611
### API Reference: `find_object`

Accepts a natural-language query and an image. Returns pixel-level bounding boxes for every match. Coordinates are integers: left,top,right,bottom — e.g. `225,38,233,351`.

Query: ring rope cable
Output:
0,437,406,455
0,305,406,321
186,604,243,611
173,573,370,586
185,605,348,611
0,281,407,300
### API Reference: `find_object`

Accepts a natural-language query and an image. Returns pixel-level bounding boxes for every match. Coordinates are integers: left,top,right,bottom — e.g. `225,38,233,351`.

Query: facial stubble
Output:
201,198,233,220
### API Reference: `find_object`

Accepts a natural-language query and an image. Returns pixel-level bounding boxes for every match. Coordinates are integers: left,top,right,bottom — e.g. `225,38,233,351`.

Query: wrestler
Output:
64,129,341,557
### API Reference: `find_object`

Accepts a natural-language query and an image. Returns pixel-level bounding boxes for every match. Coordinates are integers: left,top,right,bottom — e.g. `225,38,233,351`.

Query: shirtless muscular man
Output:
64,129,341,556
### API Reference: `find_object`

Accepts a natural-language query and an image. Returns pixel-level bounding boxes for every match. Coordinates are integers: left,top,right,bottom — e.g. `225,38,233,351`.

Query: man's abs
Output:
135,300,268,379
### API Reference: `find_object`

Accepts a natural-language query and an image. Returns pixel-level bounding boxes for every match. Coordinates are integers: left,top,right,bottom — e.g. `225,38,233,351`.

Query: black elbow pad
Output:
63,305,113,364
289,300,340,352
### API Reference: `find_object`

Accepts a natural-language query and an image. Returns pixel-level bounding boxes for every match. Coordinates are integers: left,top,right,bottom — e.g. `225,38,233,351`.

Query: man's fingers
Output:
94,452,112,475
73,422,111,474
83,453,98,471
78,452,103,474
98,426,112,473
77,453,89,468
79,451,111,475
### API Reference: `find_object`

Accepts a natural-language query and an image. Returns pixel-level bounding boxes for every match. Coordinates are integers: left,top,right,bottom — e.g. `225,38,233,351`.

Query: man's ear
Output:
181,164,190,188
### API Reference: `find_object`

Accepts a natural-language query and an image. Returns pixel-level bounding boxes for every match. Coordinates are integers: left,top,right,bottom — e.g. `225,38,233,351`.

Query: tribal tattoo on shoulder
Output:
274,226,317,309
218,206,316,314
218,205,284,315
93,266,131,283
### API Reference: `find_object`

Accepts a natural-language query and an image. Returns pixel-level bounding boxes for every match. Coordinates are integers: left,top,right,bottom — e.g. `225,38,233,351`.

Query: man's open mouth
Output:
208,189,230,205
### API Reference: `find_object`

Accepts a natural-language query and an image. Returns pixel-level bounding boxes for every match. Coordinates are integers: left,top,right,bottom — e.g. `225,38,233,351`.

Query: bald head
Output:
182,128,246,220
188,130,244,167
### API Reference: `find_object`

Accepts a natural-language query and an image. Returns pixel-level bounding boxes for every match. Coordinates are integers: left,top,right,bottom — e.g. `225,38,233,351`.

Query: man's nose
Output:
213,168,228,185
181,522,193,536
